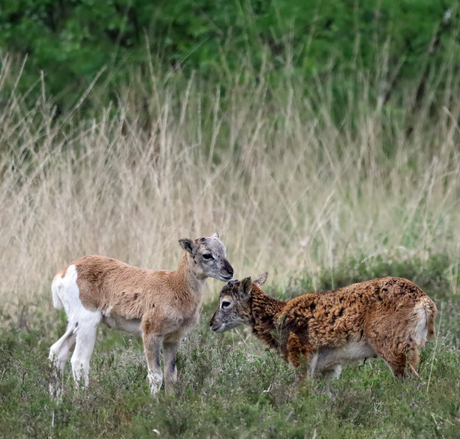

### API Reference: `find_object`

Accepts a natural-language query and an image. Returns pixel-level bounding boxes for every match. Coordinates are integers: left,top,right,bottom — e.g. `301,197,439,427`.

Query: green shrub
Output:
0,1,458,109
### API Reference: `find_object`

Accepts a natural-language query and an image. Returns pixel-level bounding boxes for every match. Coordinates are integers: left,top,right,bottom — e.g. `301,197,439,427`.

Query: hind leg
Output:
370,339,408,378
49,325,77,372
384,353,407,378
49,325,77,396
407,350,420,377
70,312,101,387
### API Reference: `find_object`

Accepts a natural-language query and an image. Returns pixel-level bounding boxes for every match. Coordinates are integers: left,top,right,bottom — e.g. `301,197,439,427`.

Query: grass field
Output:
1,260,459,438
1,58,460,437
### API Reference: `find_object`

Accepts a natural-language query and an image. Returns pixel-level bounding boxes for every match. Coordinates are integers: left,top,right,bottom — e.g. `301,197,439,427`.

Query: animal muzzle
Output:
209,313,224,332
209,321,225,332
220,259,234,280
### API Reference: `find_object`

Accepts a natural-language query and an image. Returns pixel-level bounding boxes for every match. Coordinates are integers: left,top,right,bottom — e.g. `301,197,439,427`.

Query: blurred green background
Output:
0,0,456,110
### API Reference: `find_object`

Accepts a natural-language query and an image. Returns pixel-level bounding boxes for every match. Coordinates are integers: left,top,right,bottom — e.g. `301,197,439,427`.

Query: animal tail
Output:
423,298,437,340
51,273,65,310
412,297,437,346
405,297,437,376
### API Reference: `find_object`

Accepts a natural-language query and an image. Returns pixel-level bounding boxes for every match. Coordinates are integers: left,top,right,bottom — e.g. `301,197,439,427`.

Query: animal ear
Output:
240,277,252,297
211,231,220,239
179,238,196,254
253,272,268,287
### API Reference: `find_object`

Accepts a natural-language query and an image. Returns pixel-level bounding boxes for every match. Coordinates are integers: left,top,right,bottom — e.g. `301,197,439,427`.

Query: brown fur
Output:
50,233,233,395
210,275,437,379
61,253,204,338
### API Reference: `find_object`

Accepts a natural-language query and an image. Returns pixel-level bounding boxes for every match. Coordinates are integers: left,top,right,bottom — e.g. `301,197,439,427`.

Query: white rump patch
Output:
412,305,428,347
51,264,102,337
52,265,80,315
50,264,102,390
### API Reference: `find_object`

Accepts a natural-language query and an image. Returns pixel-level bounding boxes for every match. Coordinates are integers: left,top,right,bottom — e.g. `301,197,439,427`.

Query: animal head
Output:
179,232,234,282
209,273,268,333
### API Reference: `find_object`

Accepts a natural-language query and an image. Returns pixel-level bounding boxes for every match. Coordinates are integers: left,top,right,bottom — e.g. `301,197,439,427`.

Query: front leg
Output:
163,341,179,396
143,332,164,394
286,332,316,383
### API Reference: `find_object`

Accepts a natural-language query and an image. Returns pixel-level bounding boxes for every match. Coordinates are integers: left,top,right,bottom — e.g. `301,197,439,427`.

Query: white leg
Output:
70,312,101,387
49,324,77,396
309,352,319,376
321,365,342,380
143,333,164,394
163,342,179,396
49,324,77,373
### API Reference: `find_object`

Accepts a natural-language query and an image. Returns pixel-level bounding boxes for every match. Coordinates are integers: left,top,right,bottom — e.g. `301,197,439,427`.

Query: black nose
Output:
224,259,234,275
221,259,234,279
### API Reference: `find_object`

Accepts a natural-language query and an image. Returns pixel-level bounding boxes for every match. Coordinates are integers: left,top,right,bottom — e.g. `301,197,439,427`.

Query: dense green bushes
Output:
0,0,457,108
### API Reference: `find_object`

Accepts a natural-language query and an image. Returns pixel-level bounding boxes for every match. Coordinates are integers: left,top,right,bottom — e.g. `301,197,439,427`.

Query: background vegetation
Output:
0,0,458,109
1,1,460,438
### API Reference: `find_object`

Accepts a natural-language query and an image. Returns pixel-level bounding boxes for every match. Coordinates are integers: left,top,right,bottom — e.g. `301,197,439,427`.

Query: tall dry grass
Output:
1,57,460,312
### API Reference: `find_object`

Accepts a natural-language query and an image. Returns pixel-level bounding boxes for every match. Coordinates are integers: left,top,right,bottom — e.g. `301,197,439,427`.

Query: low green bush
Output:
0,1,457,110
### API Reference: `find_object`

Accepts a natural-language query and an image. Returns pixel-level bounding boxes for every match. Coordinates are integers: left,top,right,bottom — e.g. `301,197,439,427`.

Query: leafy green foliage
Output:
0,0,458,108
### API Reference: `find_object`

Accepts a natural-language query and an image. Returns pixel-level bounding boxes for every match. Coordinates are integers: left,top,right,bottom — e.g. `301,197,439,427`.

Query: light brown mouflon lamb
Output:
210,274,437,379
50,233,233,395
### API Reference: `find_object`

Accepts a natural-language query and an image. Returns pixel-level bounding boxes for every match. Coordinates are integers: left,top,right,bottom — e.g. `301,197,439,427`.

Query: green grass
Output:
1,259,459,439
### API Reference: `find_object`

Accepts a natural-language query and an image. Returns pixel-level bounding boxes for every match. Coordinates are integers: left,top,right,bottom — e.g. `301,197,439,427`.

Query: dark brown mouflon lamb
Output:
210,274,437,380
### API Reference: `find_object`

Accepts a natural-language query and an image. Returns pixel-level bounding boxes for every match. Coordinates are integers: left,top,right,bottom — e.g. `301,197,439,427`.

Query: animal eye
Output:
203,254,213,260
222,301,231,309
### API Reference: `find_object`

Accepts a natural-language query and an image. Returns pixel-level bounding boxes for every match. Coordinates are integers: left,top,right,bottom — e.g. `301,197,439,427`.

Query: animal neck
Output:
174,252,206,297
249,287,286,350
